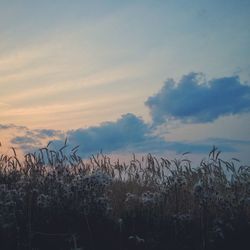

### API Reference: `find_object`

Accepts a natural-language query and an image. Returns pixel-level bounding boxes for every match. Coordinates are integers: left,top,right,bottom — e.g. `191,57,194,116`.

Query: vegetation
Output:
0,142,249,250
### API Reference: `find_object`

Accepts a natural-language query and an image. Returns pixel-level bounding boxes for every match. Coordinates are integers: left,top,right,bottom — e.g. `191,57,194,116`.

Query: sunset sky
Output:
1,0,250,162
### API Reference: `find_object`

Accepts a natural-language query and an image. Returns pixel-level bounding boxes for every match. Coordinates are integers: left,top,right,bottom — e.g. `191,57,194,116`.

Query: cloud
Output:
6,113,243,158
65,113,152,155
0,102,9,107
11,136,38,145
3,71,250,158
204,137,250,147
0,124,13,130
0,123,27,130
0,124,62,154
34,129,62,138
46,113,237,157
8,113,155,156
145,72,250,124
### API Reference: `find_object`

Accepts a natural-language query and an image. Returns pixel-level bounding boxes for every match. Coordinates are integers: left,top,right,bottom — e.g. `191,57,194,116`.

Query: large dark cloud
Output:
48,113,236,157
145,73,250,124
65,113,153,155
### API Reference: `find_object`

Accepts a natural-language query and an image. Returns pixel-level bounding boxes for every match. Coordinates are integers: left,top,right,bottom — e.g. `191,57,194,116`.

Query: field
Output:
0,143,249,250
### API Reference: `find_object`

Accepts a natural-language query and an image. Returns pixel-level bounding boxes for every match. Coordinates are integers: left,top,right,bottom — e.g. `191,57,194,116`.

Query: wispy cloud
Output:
9,129,63,147
145,73,250,124
0,102,9,107
0,124,27,130
11,136,38,145
1,63,143,104
0,94,138,129
34,129,62,139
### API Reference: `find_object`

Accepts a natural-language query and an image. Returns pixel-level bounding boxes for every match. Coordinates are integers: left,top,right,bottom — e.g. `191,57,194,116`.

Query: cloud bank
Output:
5,113,239,158
63,113,232,156
145,73,250,124
2,72,250,159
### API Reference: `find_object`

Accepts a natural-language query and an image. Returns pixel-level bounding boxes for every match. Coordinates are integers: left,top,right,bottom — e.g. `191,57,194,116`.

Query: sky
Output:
0,0,250,163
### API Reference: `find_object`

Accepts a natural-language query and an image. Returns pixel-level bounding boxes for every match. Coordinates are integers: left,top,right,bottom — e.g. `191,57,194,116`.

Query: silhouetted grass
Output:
0,142,249,250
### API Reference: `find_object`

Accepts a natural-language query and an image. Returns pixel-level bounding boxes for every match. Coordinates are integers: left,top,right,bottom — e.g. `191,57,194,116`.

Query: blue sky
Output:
0,0,250,162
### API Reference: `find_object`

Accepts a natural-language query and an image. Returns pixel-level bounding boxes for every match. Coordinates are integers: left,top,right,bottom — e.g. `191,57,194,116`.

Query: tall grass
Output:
0,143,249,250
